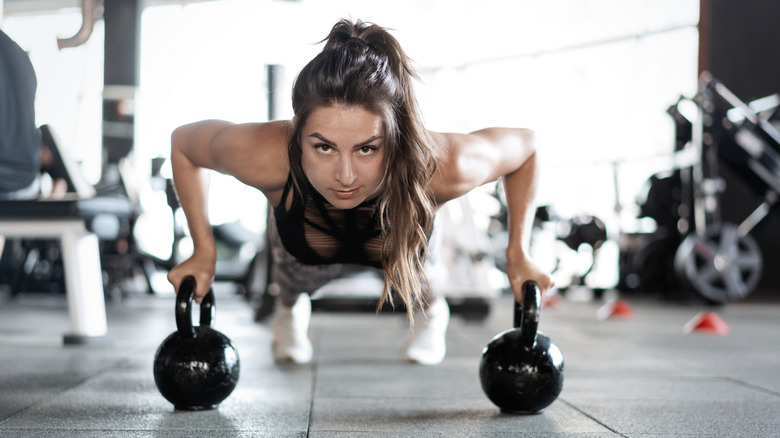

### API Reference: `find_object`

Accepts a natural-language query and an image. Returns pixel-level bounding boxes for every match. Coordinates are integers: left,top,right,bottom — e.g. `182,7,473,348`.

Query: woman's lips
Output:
332,188,359,199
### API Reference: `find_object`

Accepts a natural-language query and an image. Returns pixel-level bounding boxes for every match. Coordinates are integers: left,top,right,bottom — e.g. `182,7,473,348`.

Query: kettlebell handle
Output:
175,276,215,339
513,281,540,347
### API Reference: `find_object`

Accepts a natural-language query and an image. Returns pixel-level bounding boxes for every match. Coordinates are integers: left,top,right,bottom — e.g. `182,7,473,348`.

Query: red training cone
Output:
596,299,635,321
683,312,730,335
542,294,562,309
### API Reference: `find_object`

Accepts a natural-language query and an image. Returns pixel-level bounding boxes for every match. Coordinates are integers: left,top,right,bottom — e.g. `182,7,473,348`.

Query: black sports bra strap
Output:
278,175,294,212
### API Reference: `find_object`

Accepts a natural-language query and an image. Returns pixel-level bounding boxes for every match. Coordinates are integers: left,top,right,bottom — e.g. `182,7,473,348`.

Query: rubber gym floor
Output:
1,280,779,437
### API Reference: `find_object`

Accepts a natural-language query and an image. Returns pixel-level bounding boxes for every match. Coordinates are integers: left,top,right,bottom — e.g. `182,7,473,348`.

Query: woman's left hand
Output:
505,251,556,304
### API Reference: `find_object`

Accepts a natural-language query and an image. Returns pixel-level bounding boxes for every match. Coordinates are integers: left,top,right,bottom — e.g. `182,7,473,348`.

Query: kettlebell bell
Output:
153,276,240,410
479,281,564,414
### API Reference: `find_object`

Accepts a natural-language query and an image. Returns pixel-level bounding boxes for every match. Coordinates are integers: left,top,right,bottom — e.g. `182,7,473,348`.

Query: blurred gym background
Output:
2,0,778,312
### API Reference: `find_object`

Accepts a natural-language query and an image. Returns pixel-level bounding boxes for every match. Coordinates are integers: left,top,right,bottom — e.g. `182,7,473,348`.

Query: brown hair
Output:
288,19,436,322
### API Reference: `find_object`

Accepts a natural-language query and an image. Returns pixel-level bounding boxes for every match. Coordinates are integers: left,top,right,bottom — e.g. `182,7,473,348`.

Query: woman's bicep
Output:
171,120,235,170
470,127,536,178
171,120,289,192
430,128,535,203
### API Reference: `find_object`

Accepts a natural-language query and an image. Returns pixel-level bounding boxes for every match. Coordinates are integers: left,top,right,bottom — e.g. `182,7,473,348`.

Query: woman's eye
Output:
358,146,377,155
315,144,332,153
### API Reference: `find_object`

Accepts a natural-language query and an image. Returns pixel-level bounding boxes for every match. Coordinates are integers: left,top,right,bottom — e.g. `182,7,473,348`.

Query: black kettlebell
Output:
153,276,240,410
479,281,564,414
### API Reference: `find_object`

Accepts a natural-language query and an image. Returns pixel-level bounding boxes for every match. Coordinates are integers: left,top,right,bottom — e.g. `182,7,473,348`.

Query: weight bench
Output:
0,196,133,344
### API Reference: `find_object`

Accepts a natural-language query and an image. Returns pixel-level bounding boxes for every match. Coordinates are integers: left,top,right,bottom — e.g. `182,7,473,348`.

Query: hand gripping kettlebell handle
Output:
175,276,216,339
513,281,541,348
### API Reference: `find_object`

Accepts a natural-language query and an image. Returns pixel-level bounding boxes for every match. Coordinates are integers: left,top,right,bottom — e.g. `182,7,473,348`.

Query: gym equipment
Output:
479,281,564,414
672,74,777,303
0,125,141,301
0,196,134,344
153,276,240,410
533,206,612,297
623,74,778,303
618,101,695,296
674,222,762,302
559,214,608,254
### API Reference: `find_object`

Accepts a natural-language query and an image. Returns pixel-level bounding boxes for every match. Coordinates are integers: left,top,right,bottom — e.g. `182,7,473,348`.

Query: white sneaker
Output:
402,297,450,365
272,294,313,364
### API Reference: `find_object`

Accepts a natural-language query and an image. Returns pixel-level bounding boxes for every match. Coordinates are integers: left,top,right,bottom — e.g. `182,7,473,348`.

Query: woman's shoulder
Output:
428,128,535,204
214,120,292,198
428,130,485,203
218,120,291,147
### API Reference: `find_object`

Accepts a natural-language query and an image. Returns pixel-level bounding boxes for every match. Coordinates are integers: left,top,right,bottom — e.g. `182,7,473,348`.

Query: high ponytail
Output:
322,19,418,96
288,19,437,323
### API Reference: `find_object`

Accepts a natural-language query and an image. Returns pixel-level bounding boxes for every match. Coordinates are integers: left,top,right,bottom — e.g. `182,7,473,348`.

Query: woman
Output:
167,19,554,366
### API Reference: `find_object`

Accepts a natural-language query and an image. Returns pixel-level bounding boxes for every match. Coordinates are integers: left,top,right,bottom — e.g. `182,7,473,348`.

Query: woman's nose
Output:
335,156,356,187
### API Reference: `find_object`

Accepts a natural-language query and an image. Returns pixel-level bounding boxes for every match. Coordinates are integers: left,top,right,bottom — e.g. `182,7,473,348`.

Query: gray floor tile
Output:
1,284,779,436
309,395,613,435
0,371,94,421
309,432,621,437
316,361,484,400
1,368,311,435
575,397,780,437
1,429,306,438
562,375,776,402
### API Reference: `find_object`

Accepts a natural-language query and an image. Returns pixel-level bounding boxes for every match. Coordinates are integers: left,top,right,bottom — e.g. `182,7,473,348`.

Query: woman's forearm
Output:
503,143,555,298
170,127,217,262
503,143,539,262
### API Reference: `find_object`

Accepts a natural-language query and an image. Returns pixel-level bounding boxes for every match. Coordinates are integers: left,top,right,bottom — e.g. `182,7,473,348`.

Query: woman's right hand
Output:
167,254,216,303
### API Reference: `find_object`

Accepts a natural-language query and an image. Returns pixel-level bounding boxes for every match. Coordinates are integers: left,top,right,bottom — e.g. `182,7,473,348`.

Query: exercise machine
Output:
622,73,778,303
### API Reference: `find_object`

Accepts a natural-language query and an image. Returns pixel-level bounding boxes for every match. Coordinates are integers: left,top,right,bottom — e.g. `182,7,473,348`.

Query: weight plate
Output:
674,223,763,303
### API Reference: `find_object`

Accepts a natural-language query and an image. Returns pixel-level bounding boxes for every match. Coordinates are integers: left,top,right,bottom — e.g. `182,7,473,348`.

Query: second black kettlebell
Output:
153,276,240,410
479,281,564,414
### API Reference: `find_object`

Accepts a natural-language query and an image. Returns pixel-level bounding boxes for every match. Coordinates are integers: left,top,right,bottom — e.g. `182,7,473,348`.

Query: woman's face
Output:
301,104,387,209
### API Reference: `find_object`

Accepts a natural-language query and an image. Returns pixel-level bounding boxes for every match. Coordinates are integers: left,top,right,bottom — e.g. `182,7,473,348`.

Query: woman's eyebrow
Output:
308,133,383,147
354,135,383,147
308,132,335,145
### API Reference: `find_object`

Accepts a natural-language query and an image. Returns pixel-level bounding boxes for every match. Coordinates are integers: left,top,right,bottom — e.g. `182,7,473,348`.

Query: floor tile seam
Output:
558,398,628,438
0,349,145,426
307,336,322,438
0,427,309,433
307,432,621,437
307,428,559,435
312,361,478,368
669,356,778,379
718,376,780,398
308,394,491,401
0,372,102,426
562,374,726,381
